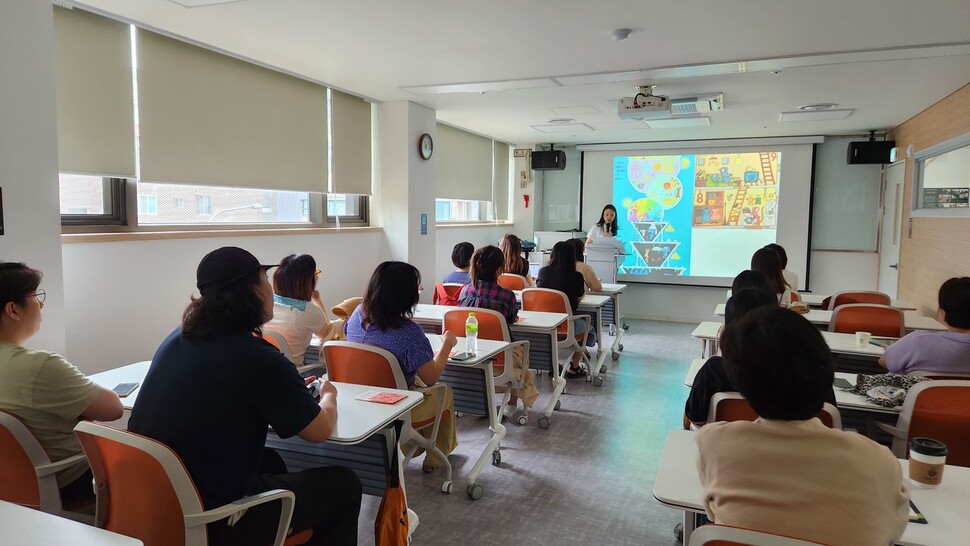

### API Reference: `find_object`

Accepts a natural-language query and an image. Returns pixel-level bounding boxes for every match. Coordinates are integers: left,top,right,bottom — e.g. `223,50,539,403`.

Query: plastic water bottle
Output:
465,313,479,356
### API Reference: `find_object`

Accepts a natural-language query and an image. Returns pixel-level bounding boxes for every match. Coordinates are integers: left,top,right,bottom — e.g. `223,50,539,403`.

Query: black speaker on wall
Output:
531,150,567,171
847,140,895,164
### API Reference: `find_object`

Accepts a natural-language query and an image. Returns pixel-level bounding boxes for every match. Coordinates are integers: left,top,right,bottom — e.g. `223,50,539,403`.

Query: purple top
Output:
442,270,471,284
883,330,970,374
344,306,434,387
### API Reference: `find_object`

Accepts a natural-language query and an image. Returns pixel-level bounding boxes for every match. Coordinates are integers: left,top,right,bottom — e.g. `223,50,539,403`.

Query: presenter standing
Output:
585,204,619,245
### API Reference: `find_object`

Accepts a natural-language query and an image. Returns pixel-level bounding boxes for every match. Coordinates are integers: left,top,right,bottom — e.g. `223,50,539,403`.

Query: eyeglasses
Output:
314,269,322,278
32,290,46,304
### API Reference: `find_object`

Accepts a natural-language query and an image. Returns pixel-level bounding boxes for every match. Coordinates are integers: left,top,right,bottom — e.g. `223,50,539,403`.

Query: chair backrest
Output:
443,308,511,367
708,393,841,429
909,370,970,379
689,524,827,545
789,291,800,303
828,303,905,338
323,341,408,390
826,290,891,310
497,274,527,291
521,287,572,336
895,380,970,467
433,283,463,306
74,421,206,546
262,330,294,362
0,411,52,508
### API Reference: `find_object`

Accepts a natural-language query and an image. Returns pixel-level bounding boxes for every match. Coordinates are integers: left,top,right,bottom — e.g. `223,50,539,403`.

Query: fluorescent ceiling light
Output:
779,109,854,122
531,123,594,134
646,117,712,129
401,78,559,95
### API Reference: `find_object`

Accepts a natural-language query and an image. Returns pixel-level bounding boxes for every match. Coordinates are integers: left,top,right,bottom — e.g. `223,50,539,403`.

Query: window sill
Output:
436,221,513,229
62,225,381,244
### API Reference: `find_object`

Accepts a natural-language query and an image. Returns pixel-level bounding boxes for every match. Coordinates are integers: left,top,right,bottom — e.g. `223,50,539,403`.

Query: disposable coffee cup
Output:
909,437,947,486
855,331,872,348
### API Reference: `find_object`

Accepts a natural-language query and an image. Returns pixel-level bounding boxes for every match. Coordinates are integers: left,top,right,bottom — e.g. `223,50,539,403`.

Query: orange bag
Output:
374,422,409,546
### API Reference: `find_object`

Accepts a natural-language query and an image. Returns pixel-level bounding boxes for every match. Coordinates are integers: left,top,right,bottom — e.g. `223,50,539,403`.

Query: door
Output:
877,162,905,297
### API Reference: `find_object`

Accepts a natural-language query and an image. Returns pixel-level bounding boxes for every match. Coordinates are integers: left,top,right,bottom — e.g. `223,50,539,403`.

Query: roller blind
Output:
136,29,328,191
494,143,510,220
53,7,135,177
435,123,493,201
330,90,372,195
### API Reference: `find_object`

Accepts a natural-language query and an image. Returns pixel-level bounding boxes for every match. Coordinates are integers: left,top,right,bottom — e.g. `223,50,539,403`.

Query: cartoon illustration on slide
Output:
692,152,779,228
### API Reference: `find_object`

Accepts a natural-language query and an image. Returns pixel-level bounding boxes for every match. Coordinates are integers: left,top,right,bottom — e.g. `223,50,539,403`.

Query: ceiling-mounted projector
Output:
617,94,671,120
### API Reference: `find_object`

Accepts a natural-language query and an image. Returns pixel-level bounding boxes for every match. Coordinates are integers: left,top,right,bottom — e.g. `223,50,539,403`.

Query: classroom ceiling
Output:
74,0,970,146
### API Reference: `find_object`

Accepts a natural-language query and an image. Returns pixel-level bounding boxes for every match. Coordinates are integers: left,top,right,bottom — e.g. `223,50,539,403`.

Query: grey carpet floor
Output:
355,319,695,545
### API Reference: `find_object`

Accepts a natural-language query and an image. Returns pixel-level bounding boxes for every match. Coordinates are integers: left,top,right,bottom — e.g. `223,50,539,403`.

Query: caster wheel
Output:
467,483,484,500
611,351,620,361
456,411,464,418
491,450,501,466
516,415,528,426
441,481,453,494
593,376,604,387
600,365,608,374
618,344,624,351
623,324,629,330
554,399,561,411
538,416,551,429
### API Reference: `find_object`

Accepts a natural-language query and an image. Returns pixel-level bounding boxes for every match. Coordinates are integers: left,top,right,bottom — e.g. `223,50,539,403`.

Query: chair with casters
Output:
876,380,970,466
707,392,841,429
497,274,528,291
432,282,464,306
0,410,93,523
521,287,596,429
73,421,311,546
323,341,454,494
262,330,318,376
689,524,827,545
828,304,905,338
825,290,891,310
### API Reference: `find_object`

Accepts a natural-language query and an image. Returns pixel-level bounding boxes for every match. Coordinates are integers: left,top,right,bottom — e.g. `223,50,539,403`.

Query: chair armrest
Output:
493,340,530,386
34,452,88,477
875,421,906,440
184,489,296,546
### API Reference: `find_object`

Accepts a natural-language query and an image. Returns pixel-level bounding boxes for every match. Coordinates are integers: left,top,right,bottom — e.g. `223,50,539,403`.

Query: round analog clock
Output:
419,133,433,160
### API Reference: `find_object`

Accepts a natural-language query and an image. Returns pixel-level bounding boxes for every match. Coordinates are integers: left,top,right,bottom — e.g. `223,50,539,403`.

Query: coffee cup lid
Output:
910,437,947,457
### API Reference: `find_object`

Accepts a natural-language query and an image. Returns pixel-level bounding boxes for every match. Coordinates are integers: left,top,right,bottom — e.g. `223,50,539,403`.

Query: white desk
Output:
726,291,917,311
690,321,722,358
0,500,143,545
653,429,969,546
590,283,628,361
712,304,944,334
577,294,610,385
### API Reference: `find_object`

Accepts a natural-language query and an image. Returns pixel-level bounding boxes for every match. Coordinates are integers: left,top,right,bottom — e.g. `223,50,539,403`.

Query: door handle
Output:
889,263,898,269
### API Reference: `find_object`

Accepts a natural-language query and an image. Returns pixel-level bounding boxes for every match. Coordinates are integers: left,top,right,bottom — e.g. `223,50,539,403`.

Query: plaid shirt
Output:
457,281,519,327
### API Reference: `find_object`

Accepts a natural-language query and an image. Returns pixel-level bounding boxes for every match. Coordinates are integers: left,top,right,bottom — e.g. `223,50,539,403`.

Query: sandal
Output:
565,367,587,380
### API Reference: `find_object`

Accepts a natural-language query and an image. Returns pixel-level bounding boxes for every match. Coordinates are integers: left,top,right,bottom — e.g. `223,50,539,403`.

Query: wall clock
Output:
419,133,433,160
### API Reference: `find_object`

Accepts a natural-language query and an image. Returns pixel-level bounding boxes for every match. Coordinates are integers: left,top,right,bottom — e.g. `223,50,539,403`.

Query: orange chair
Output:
828,303,905,338
521,287,596,428
74,421,310,546
789,291,800,303
825,290,891,310
497,273,527,291
689,524,827,545
0,411,93,523
432,282,464,305
323,341,454,493
707,393,841,429
877,380,970,467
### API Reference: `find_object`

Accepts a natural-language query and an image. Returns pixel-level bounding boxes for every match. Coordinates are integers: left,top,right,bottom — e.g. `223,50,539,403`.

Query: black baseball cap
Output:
196,247,275,296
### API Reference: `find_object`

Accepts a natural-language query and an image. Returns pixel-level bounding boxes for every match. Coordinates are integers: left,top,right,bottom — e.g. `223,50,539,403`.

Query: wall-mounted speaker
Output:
531,150,567,171
847,140,895,164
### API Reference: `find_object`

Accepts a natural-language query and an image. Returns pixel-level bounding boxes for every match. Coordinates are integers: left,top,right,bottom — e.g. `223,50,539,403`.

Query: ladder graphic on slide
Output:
759,152,776,185
726,186,748,225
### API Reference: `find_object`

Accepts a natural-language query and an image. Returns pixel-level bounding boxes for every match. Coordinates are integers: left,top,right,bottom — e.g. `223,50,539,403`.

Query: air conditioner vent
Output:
670,94,724,116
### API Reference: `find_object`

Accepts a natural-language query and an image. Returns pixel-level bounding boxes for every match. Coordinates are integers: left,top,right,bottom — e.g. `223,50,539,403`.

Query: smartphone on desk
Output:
833,377,853,390
450,352,475,362
112,382,139,397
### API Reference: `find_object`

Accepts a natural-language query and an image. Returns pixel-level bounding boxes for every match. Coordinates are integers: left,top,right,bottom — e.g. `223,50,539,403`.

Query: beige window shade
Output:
435,123,493,201
53,7,135,177
494,143,510,220
330,91,372,195
136,29,328,192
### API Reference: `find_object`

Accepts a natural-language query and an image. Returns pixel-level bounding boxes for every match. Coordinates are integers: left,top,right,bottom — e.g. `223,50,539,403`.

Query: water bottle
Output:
465,313,479,356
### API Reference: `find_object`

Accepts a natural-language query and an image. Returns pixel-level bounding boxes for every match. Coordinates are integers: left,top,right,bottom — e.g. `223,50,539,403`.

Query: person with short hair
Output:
763,243,798,289
499,234,535,287
0,262,124,505
346,261,459,471
263,253,332,366
536,241,592,378
697,306,909,546
879,276,970,374
443,242,474,285
129,247,361,546
750,247,793,307
568,238,603,292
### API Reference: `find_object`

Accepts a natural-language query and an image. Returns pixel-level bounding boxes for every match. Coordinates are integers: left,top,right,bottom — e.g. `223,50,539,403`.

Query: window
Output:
138,195,157,215
435,199,493,222
195,195,212,216
913,133,970,216
59,173,127,226
173,197,184,209
325,194,368,225
133,182,317,225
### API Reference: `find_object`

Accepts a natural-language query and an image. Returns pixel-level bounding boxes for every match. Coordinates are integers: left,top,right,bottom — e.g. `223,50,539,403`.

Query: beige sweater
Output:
575,262,603,292
697,418,909,546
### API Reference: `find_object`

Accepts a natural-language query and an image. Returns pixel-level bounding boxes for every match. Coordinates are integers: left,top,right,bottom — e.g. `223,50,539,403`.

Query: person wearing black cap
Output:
129,247,361,546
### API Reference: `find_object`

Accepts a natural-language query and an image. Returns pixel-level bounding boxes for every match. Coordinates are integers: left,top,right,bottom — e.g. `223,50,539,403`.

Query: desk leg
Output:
587,308,606,386
609,293,624,361
538,328,566,429
463,362,507,501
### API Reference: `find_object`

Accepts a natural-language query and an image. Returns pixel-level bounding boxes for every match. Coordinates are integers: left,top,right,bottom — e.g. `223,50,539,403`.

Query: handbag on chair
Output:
375,421,409,546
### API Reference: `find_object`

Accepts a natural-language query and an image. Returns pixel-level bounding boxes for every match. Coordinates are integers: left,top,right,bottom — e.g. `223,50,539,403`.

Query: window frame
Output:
60,177,128,227
911,131,970,218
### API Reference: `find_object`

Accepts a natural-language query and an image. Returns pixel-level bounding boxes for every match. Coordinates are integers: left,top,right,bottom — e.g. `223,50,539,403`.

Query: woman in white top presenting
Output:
585,204,619,245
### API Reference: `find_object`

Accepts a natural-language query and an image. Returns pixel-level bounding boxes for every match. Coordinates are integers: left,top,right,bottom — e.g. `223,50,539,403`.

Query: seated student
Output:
345,261,459,471
0,262,124,505
683,288,777,429
263,254,332,366
499,233,535,287
730,269,772,295
880,276,970,374
569,238,603,292
458,246,538,420
750,247,793,307
442,242,474,285
697,306,909,546
536,241,593,379
763,243,798,290
129,247,360,546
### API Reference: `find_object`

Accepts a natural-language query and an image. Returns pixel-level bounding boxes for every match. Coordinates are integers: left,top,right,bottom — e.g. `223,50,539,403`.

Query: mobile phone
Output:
112,382,139,397
450,352,474,362
833,377,853,390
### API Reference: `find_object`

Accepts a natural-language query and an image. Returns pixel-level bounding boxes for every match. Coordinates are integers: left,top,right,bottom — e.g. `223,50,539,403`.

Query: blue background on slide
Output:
612,156,696,275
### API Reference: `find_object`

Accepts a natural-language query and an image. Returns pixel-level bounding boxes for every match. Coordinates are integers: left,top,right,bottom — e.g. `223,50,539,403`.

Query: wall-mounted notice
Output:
420,213,428,235
921,187,969,208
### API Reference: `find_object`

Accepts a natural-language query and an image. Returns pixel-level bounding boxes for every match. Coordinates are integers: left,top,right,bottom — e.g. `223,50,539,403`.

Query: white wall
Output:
0,0,67,354
808,250,879,295
435,225,513,282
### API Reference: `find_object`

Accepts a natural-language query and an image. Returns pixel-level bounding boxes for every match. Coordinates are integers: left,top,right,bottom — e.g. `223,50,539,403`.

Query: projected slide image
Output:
612,151,781,279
